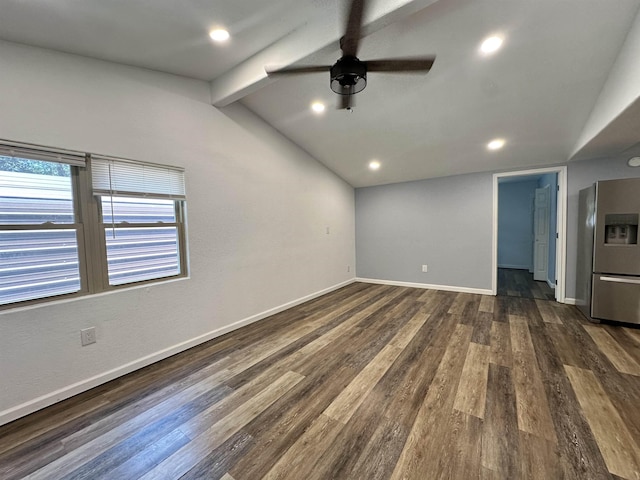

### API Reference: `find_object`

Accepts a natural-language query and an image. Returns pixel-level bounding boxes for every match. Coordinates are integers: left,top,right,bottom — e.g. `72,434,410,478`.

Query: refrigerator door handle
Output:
599,275,640,285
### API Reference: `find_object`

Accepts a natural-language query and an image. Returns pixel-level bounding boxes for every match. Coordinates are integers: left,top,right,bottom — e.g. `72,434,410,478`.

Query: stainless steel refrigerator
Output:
576,177,640,324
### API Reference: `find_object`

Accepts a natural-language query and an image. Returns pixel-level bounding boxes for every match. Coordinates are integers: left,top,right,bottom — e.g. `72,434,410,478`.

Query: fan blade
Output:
265,65,331,76
341,0,366,57
365,57,436,72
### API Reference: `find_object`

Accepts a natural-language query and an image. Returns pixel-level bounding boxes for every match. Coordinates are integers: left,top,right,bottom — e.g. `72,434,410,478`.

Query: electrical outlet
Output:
422,264,428,273
81,327,96,346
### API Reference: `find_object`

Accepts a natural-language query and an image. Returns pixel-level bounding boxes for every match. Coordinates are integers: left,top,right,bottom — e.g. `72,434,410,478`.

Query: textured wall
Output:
355,172,493,291
0,41,355,423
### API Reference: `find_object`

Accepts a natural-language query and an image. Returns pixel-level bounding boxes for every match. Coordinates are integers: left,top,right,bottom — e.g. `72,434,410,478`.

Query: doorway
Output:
492,166,567,302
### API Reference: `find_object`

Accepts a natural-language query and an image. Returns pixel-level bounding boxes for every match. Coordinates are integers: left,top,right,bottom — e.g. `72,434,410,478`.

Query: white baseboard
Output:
547,279,556,290
563,297,578,305
355,277,493,296
497,264,530,270
0,278,356,427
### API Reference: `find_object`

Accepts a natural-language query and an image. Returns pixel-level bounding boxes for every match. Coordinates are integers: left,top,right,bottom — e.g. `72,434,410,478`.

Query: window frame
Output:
93,193,188,291
0,144,188,310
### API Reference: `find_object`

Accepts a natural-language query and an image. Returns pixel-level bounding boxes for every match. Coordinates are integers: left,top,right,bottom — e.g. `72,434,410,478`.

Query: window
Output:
0,142,187,308
101,197,181,285
92,156,187,289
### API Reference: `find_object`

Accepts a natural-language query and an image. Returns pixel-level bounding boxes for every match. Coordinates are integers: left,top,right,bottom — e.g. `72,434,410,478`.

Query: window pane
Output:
105,226,180,285
0,229,81,305
101,196,176,224
0,157,74,224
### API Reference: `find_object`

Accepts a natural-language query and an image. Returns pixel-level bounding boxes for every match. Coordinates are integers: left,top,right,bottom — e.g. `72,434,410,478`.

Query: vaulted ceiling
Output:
1,0,639,187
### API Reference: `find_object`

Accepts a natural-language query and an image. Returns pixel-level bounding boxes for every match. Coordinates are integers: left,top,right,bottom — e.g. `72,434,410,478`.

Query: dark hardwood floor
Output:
1,282,640,479
497,268,555,300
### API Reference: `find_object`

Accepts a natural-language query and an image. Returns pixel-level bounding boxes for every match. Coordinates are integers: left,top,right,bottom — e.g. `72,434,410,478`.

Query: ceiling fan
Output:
265,0,436,110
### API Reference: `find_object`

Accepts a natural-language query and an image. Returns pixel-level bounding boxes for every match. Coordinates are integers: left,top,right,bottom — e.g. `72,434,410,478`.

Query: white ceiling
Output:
1,0,638,187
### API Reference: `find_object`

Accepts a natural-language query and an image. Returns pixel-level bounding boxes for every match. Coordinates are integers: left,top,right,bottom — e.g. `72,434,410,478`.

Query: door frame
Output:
492,166,568,302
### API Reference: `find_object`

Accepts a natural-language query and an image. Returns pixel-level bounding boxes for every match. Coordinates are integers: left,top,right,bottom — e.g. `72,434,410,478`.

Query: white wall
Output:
0,40,355,425
355,172,494,293
572,7,640,158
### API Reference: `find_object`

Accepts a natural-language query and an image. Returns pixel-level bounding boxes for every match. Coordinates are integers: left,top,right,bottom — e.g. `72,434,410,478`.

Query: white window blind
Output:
91,156,185,199
0,141,86,167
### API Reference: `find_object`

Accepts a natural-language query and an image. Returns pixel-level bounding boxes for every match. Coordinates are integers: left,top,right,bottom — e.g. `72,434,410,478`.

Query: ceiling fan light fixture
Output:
330,56,367,95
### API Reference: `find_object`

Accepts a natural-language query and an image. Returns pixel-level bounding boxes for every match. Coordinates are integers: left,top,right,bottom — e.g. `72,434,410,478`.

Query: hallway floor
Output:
498,268,555,300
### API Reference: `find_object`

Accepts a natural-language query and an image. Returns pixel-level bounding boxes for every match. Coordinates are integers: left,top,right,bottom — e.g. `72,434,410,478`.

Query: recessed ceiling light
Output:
209,29,230,42
369,160,381,170
487,138,505,150
480,35,503,55
628,157,640,167
311,102,325,113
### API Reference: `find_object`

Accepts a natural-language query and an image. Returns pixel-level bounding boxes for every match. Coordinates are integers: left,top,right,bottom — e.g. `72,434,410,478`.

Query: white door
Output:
533,185,550,281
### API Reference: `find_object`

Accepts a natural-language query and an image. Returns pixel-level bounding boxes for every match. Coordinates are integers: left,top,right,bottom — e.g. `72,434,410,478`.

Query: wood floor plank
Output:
138,371,304,480
178,431,254,480
479,295,495,313
19,369,234,480
437,410,484,479
448,292,474,315
623,327,640,346
509,315,557,442
347,416,409,480
608,327,640,368
482,363,520,477
61,363,234,452
95,428,191,480
471,310,493,346
379,344,445,430
223,284,392,375
294,286,409,359
390,324,474,480
323,342,403,423
519,431,564,480
1,283,639,480
545,323,590,369
528,322,612,479
453,342,490,418
489,321,512,367
261,414,343,480
229,364,358,479
565,365,640,480
584,325,640,376
0,395,110,457
536,298,563,324
303,384,398,480
324,309,429,424
498,268,555,300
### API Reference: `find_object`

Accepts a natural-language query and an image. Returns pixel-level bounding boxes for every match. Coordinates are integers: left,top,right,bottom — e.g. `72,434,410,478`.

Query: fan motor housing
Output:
330,56,367,95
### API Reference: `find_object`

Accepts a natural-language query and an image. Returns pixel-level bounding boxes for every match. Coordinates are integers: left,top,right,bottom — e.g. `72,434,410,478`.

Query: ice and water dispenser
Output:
604,214,638,245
